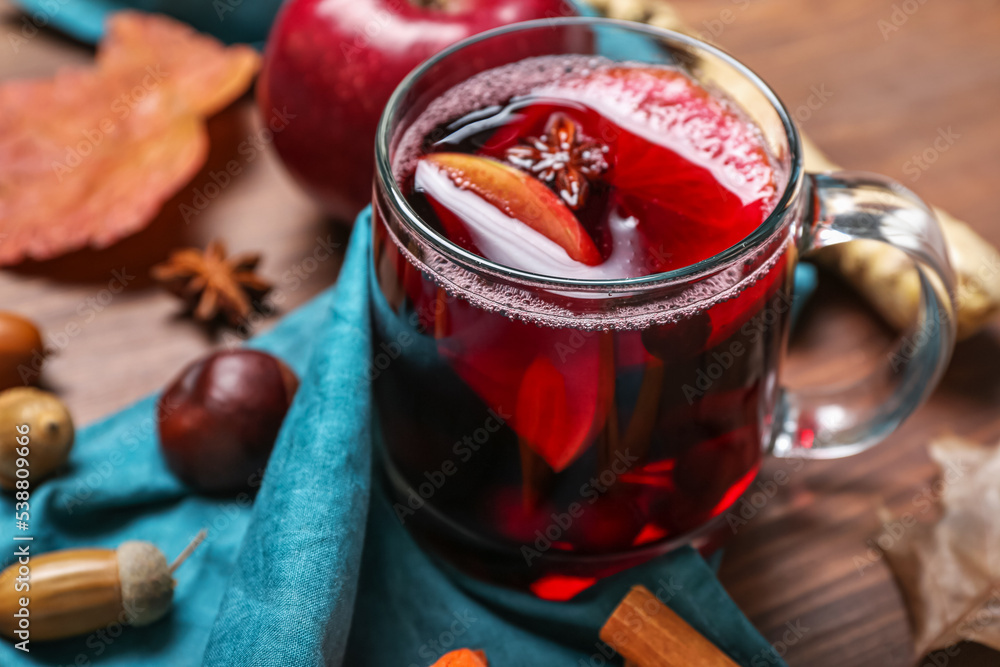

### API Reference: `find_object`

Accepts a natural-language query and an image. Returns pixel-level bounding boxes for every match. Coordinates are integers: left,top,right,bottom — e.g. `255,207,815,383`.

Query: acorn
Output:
0,531,206,642
0,387,74,491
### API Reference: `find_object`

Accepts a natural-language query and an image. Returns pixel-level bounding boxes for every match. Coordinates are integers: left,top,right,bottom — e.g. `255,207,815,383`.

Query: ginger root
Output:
584,0,1000,339
800,135,1000,339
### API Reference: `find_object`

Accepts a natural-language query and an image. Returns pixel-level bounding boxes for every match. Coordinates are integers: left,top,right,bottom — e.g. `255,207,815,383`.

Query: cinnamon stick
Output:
518,437,552,511
600,586,739,667
620,359,664,462
597,393,621,473
599,357,664,474
596,331,623,474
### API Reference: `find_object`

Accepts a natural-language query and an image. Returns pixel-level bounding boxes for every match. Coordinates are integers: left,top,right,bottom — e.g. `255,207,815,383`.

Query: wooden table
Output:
2,1,998,664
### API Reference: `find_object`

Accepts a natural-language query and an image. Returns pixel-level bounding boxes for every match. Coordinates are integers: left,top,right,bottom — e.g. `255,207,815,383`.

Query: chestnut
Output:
157,349,299,494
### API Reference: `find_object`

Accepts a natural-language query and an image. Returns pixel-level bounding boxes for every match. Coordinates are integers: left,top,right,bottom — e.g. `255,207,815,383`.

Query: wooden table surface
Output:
2,1,999,665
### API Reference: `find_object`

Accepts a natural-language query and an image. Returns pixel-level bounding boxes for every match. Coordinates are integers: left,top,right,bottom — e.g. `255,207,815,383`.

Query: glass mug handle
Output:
771,171,957,459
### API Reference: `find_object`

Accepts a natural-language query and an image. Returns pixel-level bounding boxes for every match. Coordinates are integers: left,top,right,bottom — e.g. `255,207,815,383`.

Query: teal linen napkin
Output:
343,486,786,667
0,210,792,666
11,0,281,46
5,0,668,49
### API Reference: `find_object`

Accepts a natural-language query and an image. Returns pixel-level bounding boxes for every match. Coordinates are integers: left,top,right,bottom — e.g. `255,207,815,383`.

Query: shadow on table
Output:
924,641,1000,666
937,327,1000,407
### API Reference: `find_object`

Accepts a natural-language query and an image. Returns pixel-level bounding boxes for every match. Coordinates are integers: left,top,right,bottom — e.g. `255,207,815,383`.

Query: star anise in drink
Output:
505,114,608,210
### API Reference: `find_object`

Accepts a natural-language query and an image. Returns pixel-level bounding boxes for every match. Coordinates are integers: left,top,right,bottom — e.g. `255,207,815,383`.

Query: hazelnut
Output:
0,387,74,490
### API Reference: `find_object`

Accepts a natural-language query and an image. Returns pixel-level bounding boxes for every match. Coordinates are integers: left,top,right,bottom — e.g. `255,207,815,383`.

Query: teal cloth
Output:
0,210,797,666
6,0,656,48
11,0,280,46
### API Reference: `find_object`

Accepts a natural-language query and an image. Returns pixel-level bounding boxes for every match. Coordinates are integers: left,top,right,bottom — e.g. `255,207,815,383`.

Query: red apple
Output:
258,0,578,222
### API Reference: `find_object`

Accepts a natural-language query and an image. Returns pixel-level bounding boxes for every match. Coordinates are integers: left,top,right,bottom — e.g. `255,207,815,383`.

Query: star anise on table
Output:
151,240,272,326
505,114,609,210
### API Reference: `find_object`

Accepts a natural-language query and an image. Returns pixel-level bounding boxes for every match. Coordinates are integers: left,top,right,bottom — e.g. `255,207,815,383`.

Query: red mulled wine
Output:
372,55,793,599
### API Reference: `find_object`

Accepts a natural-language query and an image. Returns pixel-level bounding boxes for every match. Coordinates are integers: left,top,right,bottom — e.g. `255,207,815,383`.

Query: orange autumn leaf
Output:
0,12,260,266
0,73,207,265
430,649,488,667
98,12,261,117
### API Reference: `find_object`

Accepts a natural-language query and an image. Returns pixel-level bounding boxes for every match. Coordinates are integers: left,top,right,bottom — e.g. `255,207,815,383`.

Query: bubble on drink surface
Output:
379,210,792,332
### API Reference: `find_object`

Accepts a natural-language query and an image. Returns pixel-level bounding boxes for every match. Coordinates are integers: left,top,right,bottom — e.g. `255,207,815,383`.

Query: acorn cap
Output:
117,541,174,627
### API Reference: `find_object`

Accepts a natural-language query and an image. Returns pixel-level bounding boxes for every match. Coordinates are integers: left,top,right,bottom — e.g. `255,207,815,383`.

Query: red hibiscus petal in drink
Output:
703,250,790,349
510,66,776,269
640,311,711,361
616,329,659,368
513,356,595,472
567,66,775,209
435,297,611,472
440,310,539,412
417,153,602,266
610,136,749,230
477,101,559,154
615,193,726,273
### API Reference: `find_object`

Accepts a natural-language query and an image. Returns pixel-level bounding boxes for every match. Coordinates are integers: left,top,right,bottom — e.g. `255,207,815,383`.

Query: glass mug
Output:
369,18,955,598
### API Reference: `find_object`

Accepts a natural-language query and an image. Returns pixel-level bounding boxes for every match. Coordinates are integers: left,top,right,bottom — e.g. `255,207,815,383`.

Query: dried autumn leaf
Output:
0,72,207,265
98,12,261,117
882,436,1000,656
0,12,261,266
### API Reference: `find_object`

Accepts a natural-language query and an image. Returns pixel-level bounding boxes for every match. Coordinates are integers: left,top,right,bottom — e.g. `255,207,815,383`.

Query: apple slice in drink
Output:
416,153,602,268
416,152,611,474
